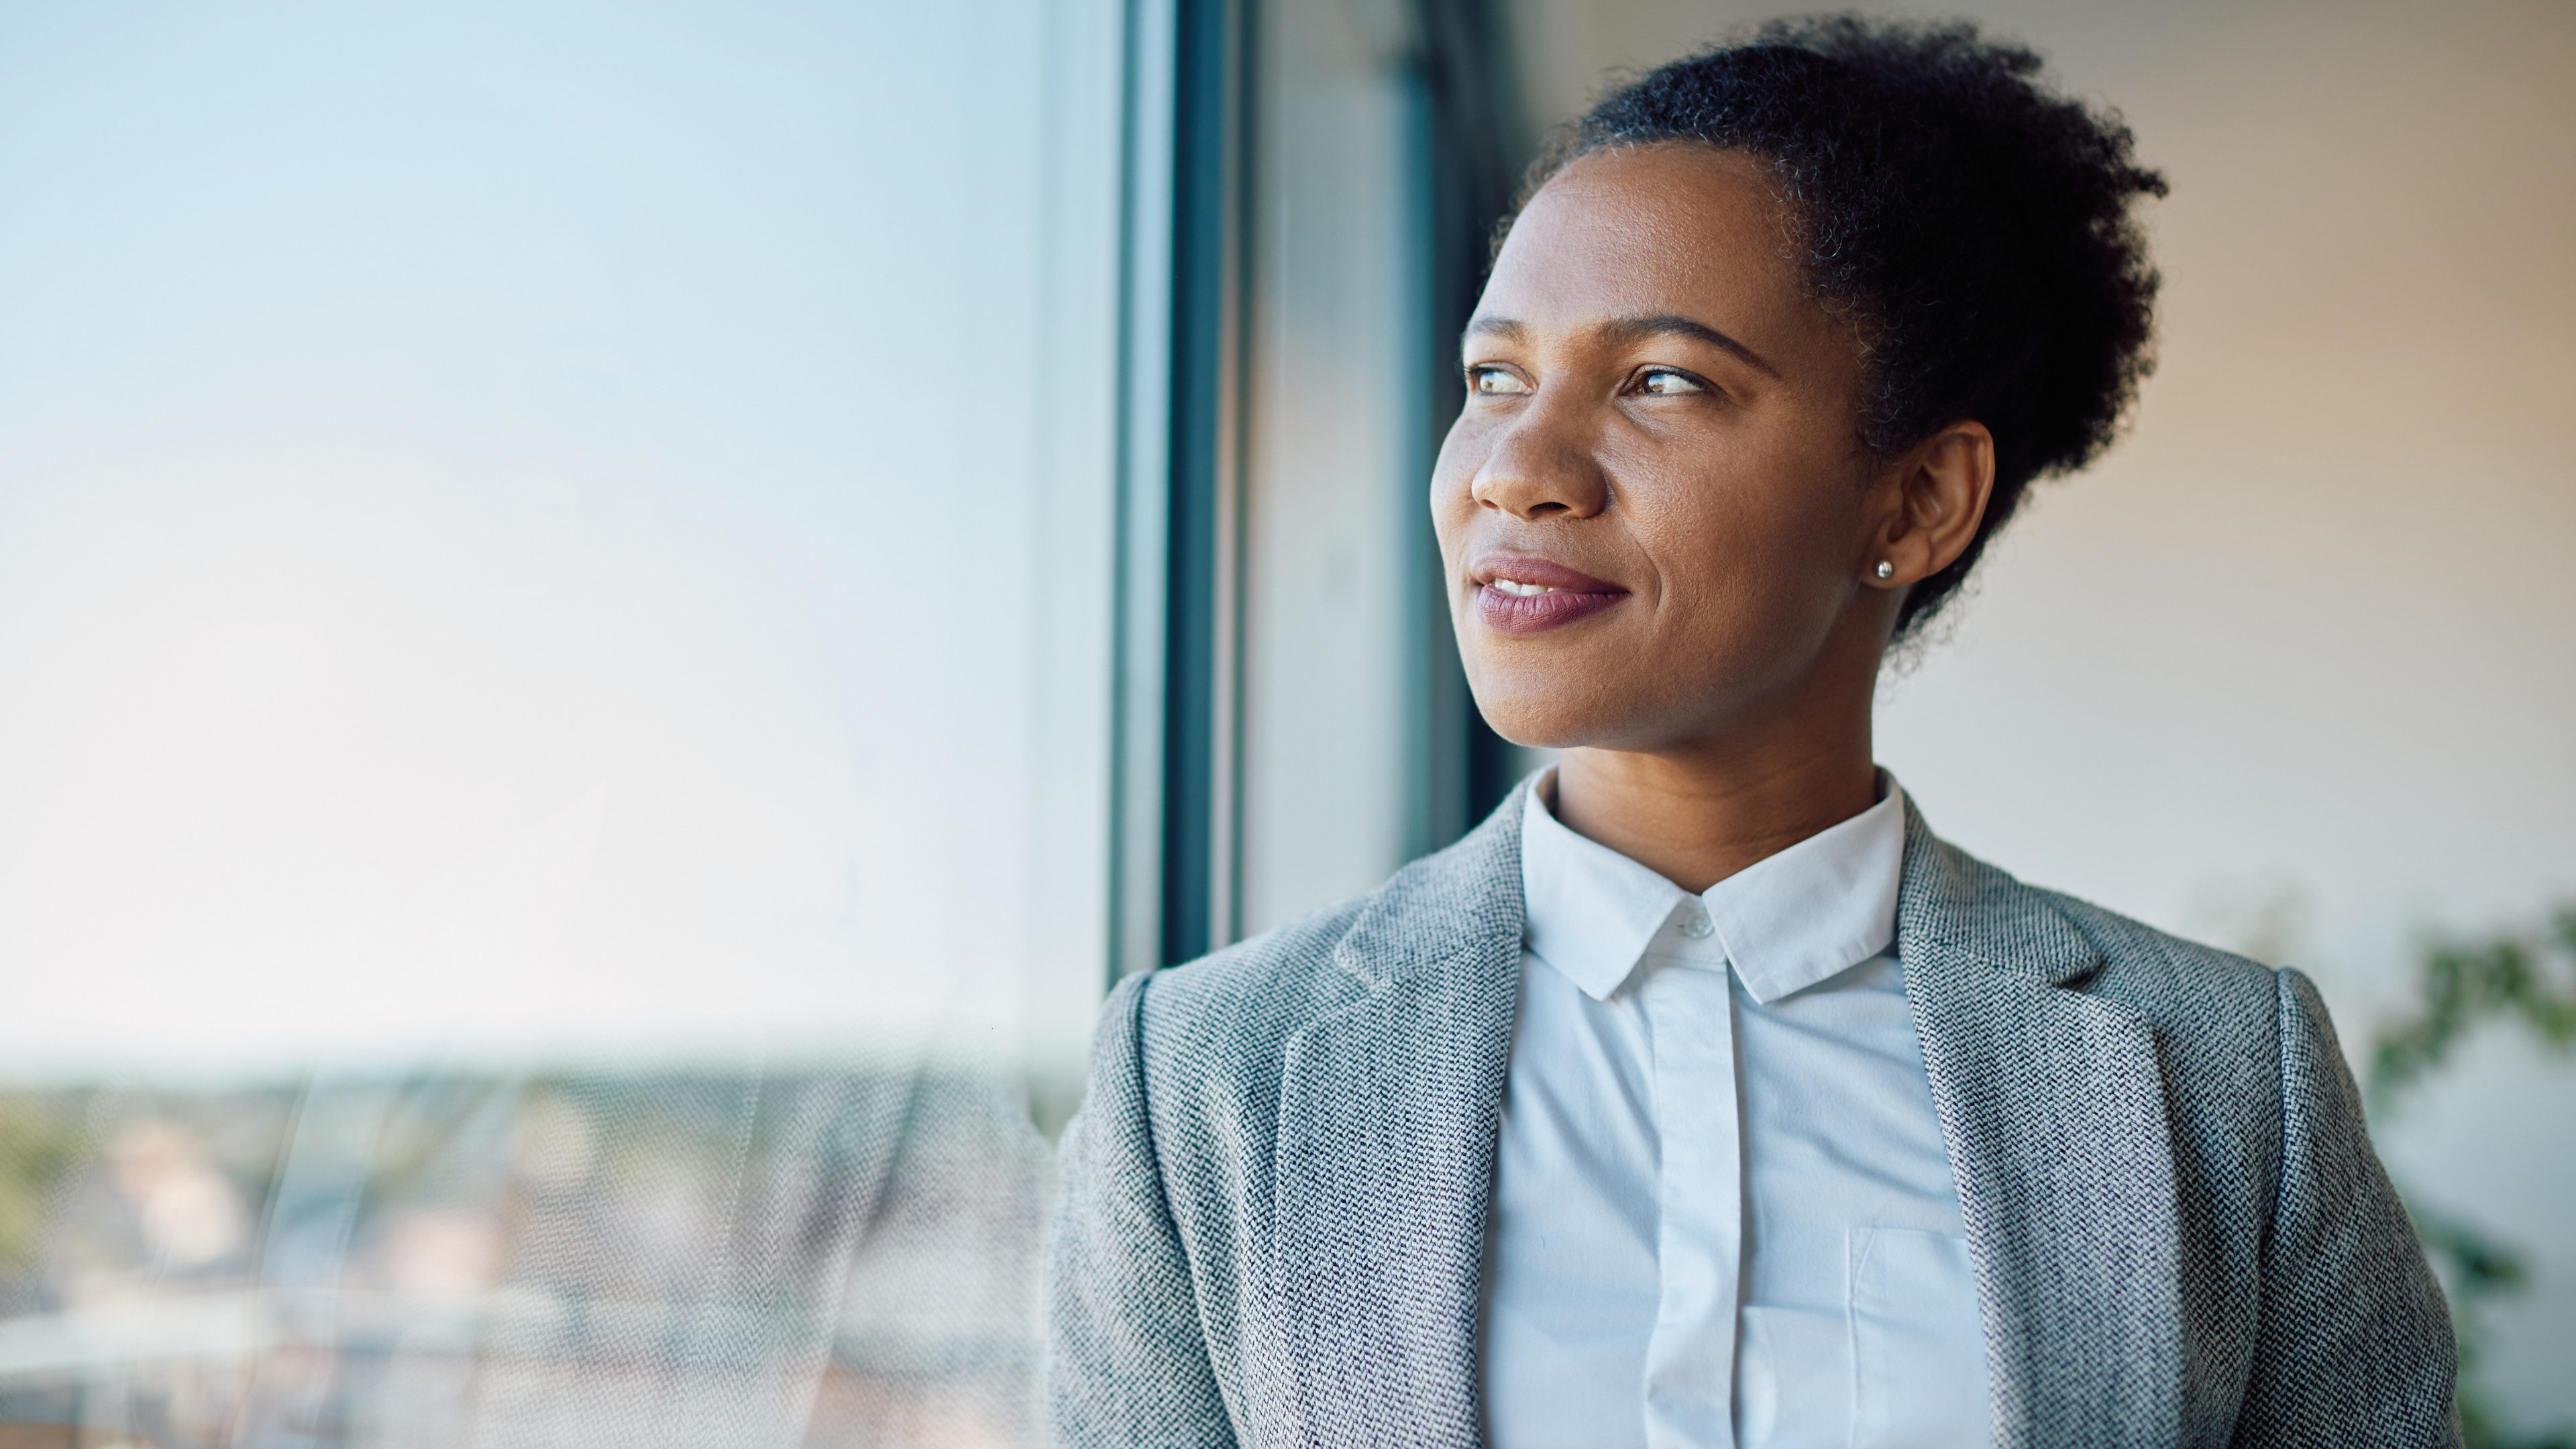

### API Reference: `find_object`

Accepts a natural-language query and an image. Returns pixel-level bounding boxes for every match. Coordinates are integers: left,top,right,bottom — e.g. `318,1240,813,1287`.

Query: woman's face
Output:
1432,143,1891,751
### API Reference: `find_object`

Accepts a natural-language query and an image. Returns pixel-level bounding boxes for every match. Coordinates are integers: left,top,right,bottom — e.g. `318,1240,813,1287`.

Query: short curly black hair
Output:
1517,15,2165,640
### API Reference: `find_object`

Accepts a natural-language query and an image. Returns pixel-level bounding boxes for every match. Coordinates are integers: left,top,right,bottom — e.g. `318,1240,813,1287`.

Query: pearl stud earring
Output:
1874,560,1895,580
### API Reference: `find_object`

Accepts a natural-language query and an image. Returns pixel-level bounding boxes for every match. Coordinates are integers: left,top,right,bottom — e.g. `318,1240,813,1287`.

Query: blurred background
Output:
0,0,2567,1444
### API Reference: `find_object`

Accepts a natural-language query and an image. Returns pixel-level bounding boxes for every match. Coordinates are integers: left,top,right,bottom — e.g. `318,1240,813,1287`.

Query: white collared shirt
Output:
1481,772,1991,1449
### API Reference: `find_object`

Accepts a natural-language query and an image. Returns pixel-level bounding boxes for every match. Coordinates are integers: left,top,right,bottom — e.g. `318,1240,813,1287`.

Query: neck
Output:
1549,696,1880,896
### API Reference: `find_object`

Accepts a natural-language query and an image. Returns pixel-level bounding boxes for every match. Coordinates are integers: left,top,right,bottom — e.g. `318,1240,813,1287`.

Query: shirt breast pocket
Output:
1847,1226,1992,1449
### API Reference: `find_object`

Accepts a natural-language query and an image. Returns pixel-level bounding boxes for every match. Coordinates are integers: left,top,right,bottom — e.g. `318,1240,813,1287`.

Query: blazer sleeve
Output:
2231,967,2461,1448
1044,971,1237,1448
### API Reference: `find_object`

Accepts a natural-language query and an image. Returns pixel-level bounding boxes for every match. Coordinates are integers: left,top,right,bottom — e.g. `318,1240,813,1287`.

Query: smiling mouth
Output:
1470,555,1629,635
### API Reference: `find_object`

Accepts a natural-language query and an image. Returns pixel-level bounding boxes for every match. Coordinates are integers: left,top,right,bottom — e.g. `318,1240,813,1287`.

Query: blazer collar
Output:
1893,792,2104,987
1326,777,1531,991
1273,780,1530,1447
1894,794,2186,1448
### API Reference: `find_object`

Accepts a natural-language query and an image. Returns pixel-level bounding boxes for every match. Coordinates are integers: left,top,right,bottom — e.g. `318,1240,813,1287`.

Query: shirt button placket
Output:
1638,906,1741,1449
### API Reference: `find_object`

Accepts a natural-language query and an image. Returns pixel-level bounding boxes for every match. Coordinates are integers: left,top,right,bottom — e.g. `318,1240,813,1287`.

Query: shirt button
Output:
1678,907,1715,938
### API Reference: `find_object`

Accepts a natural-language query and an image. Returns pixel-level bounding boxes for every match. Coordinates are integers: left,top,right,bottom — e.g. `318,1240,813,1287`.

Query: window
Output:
0,2,1132,1440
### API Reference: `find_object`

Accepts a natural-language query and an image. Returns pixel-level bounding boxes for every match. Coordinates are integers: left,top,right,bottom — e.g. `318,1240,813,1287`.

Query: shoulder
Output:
1135,891,1377,1072
2038,883,2365,1158
1064,888,1383,1199
1929,845,2326,1253
1911,817,2286,1049
2041,884,2285,1036
1957,847,2312,1149
1907,818,2302,1142
1135,787,1530,1081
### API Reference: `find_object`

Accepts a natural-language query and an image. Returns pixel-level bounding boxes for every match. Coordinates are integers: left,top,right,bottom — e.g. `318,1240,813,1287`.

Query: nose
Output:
1468,398,1610,521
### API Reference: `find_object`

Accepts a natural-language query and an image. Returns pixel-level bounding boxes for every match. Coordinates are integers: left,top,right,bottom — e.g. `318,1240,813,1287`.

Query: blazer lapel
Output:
1268,786,1527,1448
1896,800,2185,1449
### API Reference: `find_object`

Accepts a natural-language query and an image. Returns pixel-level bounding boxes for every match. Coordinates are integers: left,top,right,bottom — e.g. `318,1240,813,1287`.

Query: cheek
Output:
1625,441,1860,645
1427,421,1485,561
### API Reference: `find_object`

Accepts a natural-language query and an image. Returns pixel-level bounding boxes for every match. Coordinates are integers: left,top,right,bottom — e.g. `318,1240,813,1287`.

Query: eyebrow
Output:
1463,313,1781,379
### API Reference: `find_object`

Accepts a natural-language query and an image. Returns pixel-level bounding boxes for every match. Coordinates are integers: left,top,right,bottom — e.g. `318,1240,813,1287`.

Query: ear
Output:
1862,421,1996,592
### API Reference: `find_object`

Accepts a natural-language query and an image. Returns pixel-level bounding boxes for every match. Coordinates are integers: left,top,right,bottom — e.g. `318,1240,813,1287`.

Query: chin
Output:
1474,704,1587,751
1465,644,1762,755
1464,667,1630,751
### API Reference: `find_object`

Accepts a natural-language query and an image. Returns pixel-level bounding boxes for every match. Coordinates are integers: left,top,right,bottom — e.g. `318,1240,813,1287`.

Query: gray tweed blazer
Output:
1045,784,2459,1448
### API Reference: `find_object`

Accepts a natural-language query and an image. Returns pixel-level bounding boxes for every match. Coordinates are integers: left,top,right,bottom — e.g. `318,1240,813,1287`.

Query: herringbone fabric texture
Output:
1044,784,2459,1448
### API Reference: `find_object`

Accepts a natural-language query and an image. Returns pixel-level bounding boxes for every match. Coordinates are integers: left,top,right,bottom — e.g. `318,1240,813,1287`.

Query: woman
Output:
1046,17,2457,1448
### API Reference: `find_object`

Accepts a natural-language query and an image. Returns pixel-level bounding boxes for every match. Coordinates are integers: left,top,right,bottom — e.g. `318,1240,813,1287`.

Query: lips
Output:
1469,552,1630,635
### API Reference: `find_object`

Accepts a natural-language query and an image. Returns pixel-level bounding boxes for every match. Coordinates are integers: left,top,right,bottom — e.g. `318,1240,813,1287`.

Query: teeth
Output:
1491,578,1555,597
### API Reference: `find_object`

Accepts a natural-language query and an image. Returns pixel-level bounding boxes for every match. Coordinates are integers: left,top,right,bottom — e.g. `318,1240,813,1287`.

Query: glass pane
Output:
0,1,1126,1441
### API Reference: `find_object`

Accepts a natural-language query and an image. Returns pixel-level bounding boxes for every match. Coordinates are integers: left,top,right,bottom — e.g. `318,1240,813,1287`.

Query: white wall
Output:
1507,0,2576,1429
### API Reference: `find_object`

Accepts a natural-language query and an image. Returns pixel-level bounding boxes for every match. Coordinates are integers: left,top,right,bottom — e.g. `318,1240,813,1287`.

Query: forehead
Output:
1483,144,1812,339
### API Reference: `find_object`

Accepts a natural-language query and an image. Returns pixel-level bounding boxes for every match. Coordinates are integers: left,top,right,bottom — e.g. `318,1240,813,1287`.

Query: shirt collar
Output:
1518,768,1906,1006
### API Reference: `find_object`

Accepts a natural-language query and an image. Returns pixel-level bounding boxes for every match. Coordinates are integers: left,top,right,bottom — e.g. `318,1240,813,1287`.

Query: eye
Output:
1468,365,1531,396
1634,367,1707,396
